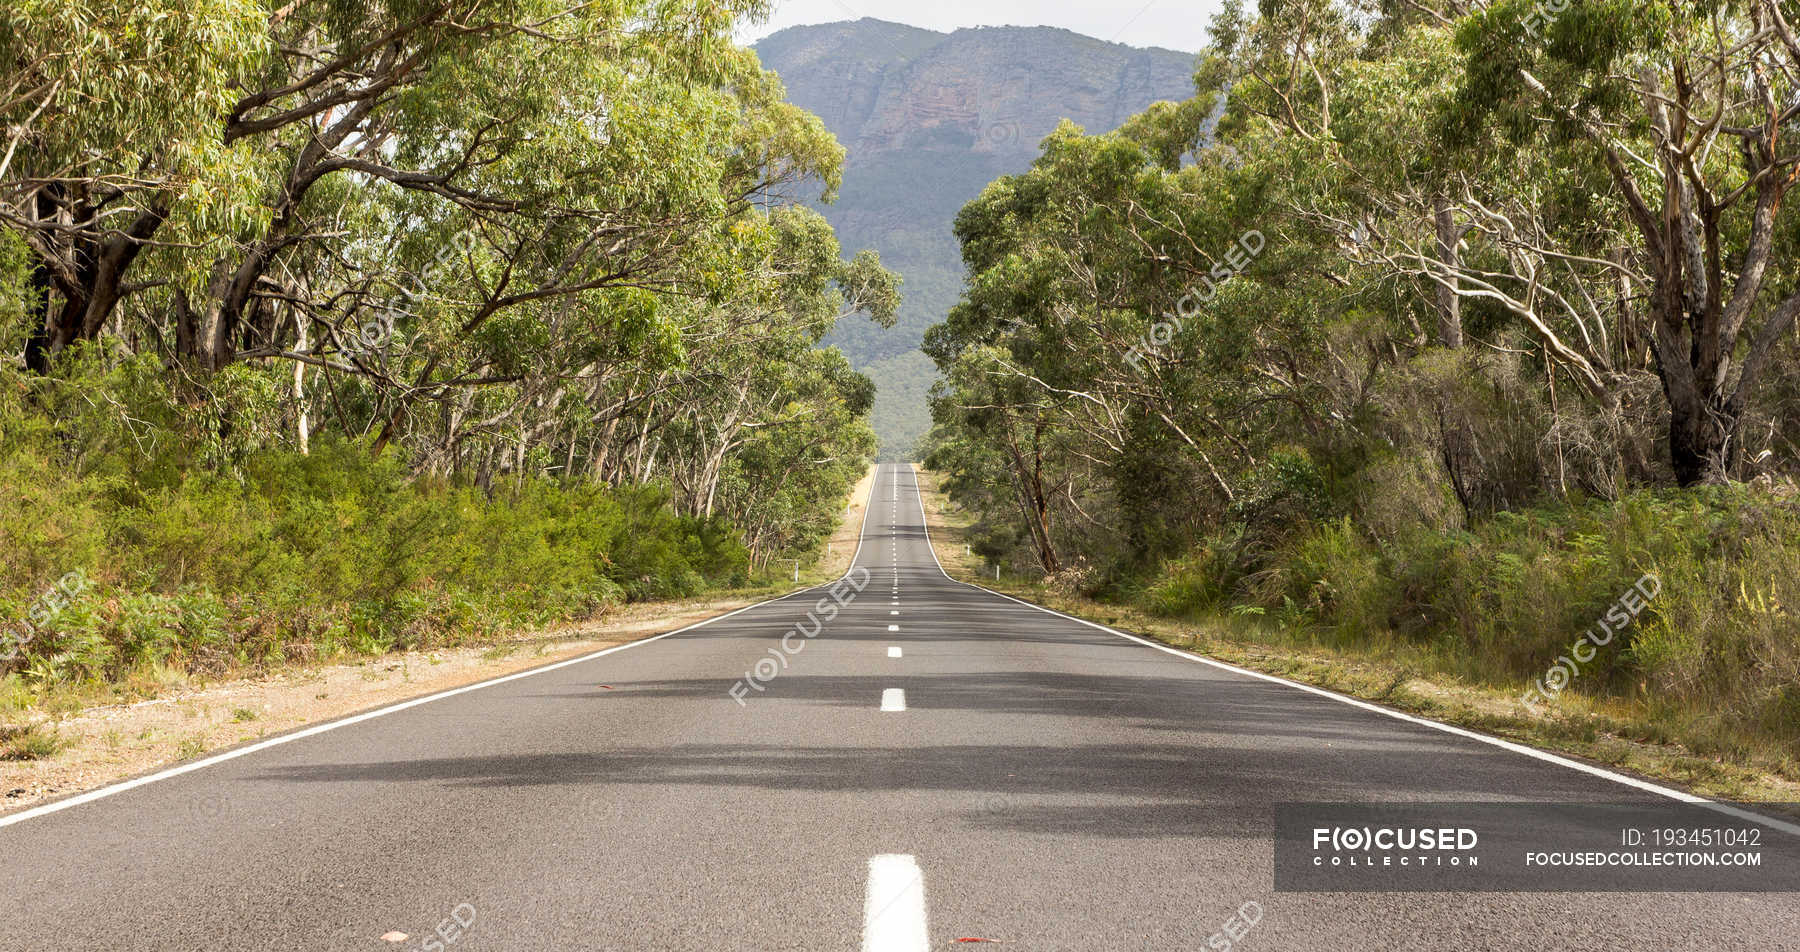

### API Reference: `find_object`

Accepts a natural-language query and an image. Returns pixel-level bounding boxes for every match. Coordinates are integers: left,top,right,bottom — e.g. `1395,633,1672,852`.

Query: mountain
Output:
754,19,1198,459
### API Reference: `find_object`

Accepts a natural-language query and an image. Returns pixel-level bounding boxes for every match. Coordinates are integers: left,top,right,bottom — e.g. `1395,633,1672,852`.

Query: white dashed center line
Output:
880,688,907,712
888,624,899,631
888,646,903,658
861,854,928,952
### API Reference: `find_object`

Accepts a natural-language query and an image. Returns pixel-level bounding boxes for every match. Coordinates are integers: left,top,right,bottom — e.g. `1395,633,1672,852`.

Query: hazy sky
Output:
737,0,1221,53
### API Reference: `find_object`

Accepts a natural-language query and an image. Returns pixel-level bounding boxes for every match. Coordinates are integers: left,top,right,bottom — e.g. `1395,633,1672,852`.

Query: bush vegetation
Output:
1137,489,1800,763
0,355,772,694
924,0,1800,771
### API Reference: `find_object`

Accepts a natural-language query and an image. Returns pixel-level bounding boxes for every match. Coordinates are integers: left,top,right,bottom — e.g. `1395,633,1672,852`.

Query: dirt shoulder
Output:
912,466,1800,807
0,465,879,817
810,463,876,582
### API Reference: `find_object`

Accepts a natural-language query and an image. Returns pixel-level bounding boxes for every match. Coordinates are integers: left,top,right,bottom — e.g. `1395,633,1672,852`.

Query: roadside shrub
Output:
1170,486,1800,753
1272,518,1390,640
0,722,62,761
0,421,753,684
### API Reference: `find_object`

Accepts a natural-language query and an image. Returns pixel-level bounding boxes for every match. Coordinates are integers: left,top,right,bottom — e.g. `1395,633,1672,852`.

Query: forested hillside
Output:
755,19,1196,458
926,0,1800,762
0,0,890,686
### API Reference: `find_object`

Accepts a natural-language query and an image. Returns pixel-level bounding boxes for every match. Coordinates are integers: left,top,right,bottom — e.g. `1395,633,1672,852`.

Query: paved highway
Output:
1,463,1795,950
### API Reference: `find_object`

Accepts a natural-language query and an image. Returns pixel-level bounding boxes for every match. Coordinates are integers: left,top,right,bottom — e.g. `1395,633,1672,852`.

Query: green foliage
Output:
0,361,765,684
4,0,882,536
1130,487,1800,752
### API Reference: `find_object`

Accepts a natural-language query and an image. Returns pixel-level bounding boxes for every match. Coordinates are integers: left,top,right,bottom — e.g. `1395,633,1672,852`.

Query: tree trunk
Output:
592,412,622,483
293,314,310,455
1646,232,1746,487
1432,200,1463,349
23,193,167,372
77,205,166,340
1663,376,1736,486
1001,420,1061,574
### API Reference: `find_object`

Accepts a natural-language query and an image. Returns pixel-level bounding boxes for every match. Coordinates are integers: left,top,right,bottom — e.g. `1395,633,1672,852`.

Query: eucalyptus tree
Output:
341,36,847,457
0,0,267,369
2,0,870,442
559,205,893,519
1448,0,1800,484
927,113,1278,572
3,0,832,378
713,346,878,567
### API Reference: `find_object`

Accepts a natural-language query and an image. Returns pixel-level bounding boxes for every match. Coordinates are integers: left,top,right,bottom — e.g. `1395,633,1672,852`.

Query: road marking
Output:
881,688,907,712
888,646,903,658
888,624,899,631
899,466,1800,839
862,854,929,952
890,610,900,615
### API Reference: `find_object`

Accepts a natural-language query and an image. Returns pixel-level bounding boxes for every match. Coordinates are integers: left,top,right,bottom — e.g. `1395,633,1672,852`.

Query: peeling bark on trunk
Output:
293,314,310,455
1433,200,1463,350
1665,386,1736,486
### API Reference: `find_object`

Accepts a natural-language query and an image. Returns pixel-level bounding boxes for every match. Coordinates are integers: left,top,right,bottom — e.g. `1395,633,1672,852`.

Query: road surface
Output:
1,463,1795,950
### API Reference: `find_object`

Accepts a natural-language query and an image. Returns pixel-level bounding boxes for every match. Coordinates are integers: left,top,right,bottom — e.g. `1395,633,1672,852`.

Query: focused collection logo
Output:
1309,826,1481,868
1278,802,1795,893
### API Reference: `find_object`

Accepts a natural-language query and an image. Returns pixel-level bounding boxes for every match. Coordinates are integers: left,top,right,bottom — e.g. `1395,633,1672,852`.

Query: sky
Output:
736,0,1222,53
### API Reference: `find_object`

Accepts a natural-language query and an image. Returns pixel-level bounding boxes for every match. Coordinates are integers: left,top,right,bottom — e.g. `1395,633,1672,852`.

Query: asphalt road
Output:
1,463,1796,951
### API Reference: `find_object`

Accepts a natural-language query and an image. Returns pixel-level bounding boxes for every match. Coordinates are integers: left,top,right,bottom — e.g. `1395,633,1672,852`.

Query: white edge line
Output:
901,464,1800,839
0,462,887,831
